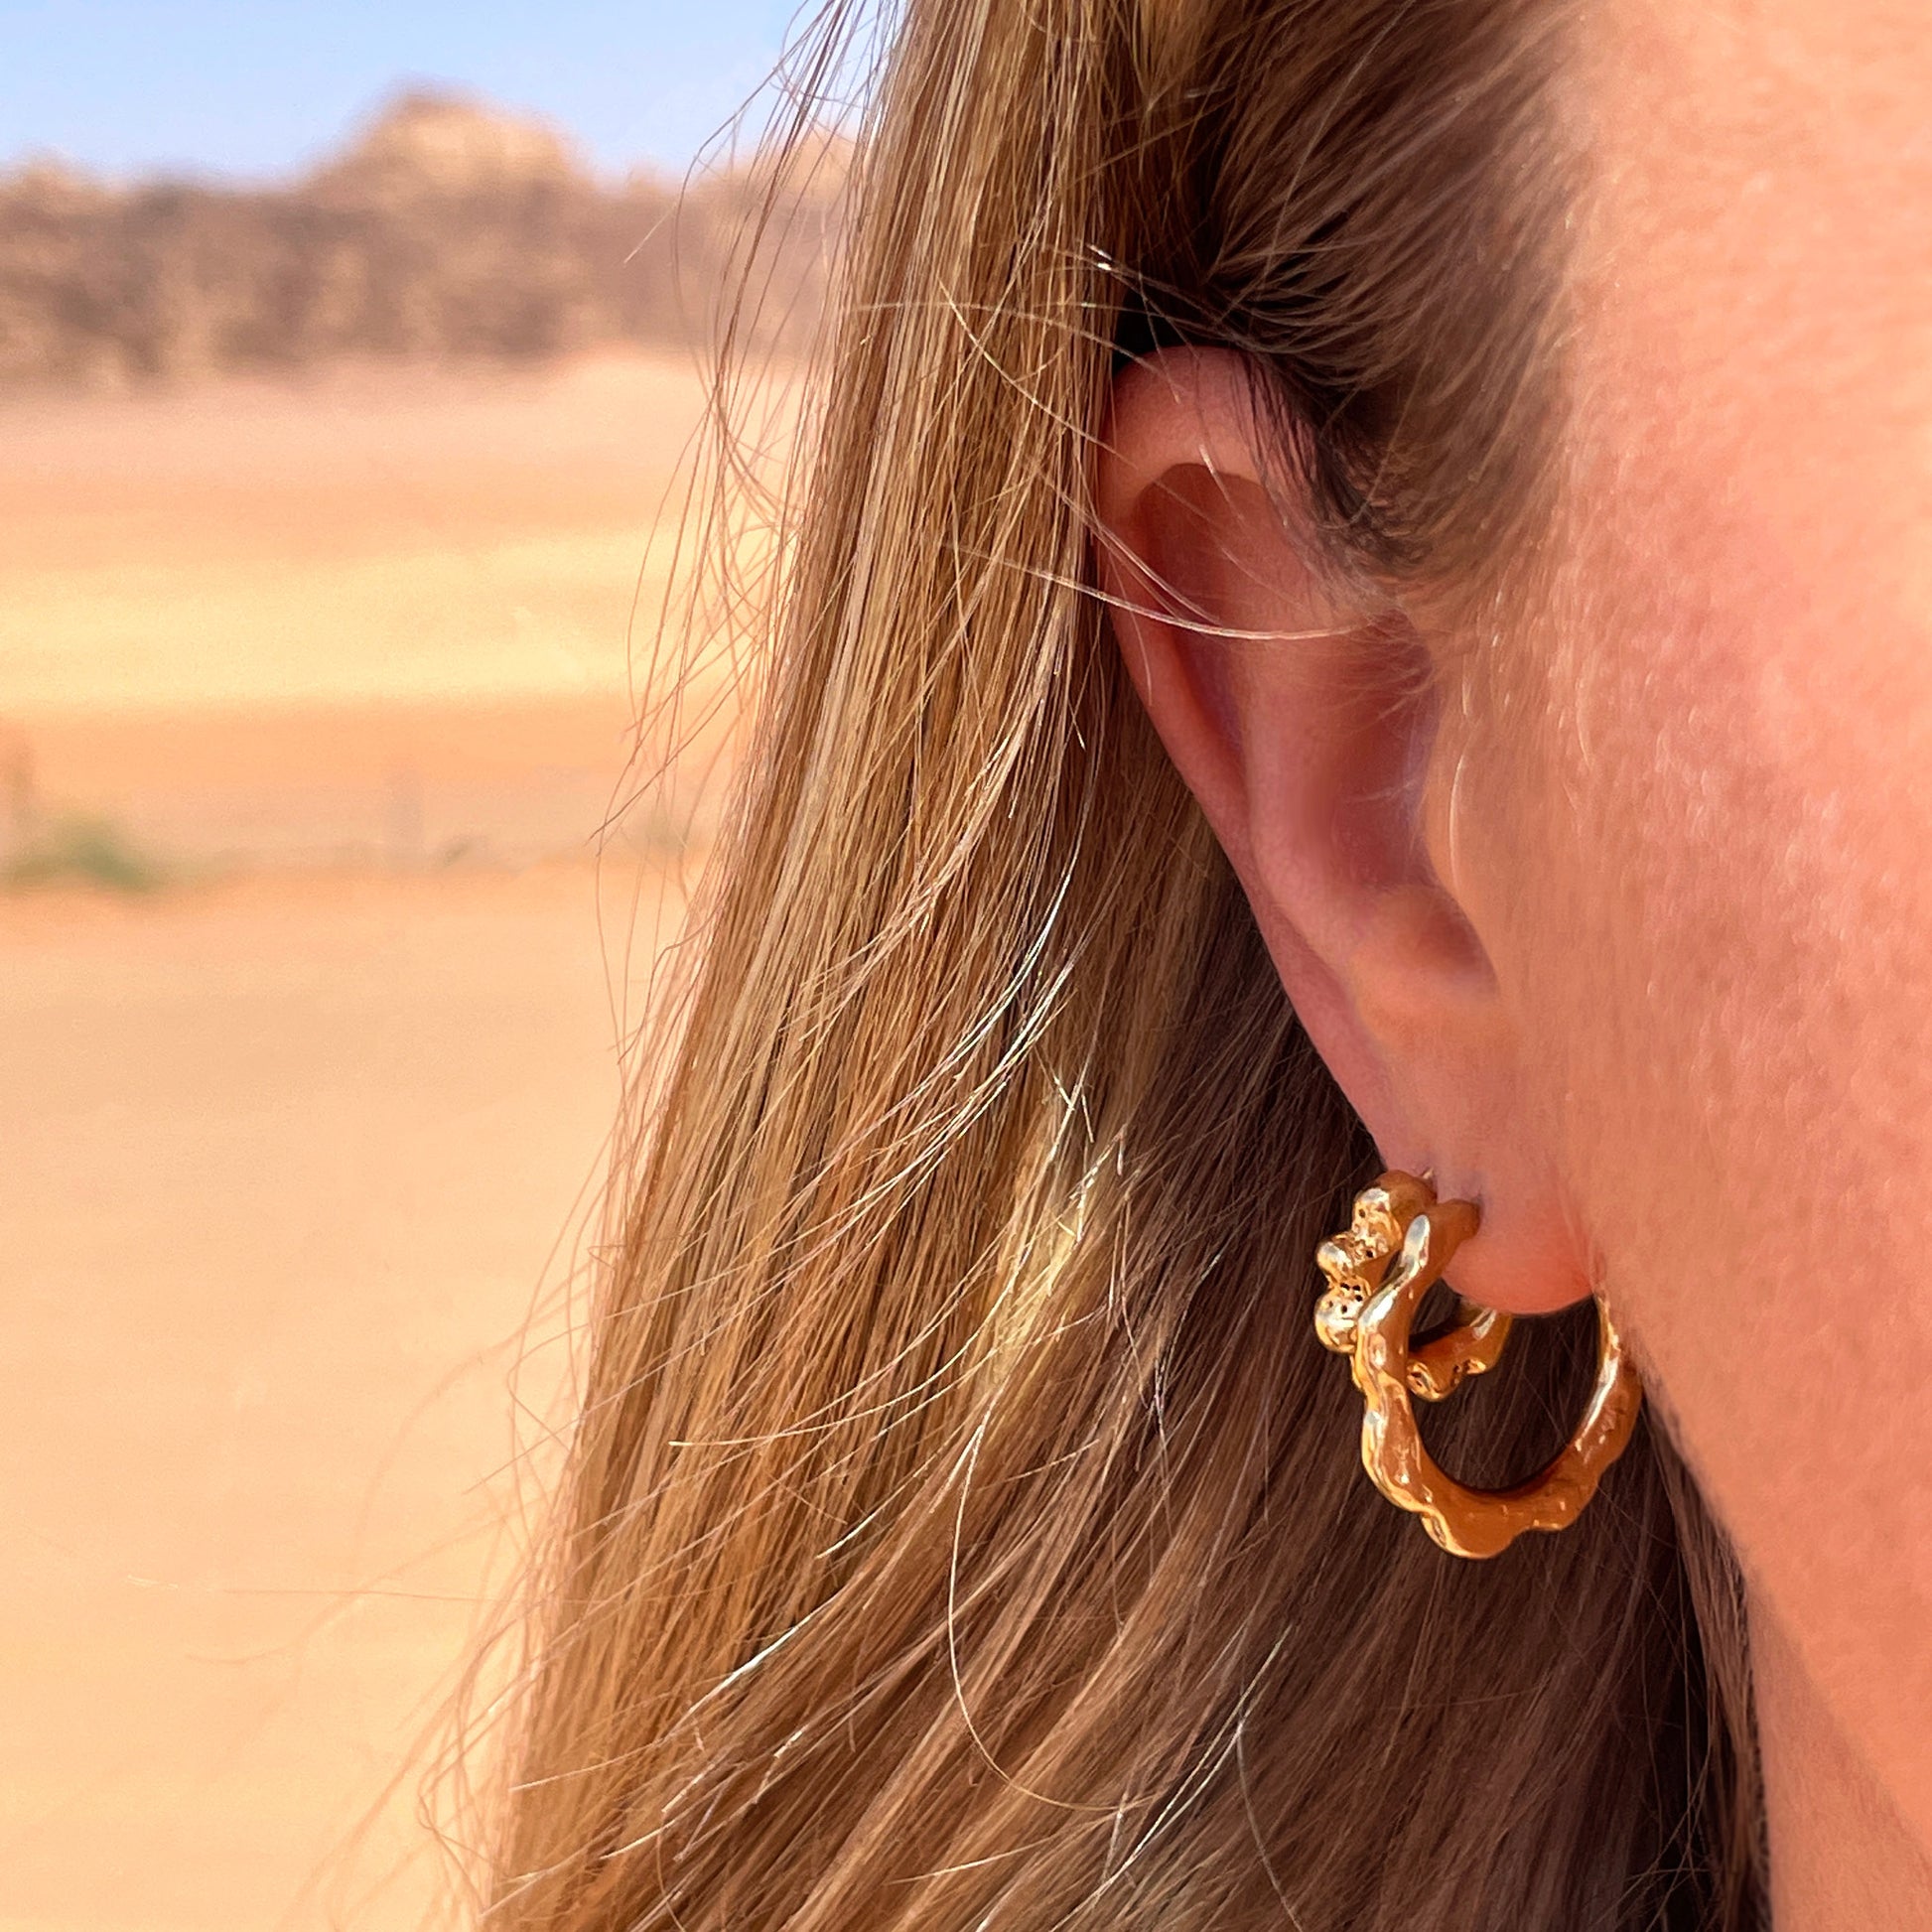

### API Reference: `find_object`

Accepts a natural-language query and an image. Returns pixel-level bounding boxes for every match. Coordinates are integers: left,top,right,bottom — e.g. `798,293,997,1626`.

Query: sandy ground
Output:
0,354,757,870
0,358,743,1928
0,867,683,1930
0,354,706,704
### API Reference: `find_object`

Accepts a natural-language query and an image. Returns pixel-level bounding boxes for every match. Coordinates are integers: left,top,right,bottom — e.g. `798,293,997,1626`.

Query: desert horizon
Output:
0,88,845,395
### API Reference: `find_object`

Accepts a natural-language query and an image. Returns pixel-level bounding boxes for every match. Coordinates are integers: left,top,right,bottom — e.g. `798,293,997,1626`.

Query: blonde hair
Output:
473,0,1763,1923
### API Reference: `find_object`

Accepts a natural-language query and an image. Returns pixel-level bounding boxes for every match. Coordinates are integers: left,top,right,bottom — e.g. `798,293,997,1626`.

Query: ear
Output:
1094,346,1586,1314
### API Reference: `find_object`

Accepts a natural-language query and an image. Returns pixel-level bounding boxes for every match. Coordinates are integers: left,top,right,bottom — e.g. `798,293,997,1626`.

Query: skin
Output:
1094,2,1932,1925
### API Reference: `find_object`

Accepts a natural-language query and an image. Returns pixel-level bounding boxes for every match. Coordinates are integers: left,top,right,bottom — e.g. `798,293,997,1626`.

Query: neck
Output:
1754,1599,1932,1931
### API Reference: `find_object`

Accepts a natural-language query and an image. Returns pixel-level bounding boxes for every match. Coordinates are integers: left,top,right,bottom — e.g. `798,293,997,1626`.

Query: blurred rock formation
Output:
0,91,844,388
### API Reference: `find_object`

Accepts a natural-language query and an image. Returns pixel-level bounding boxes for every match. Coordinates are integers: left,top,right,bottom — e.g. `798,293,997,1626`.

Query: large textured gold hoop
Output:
1314,1172,1643,1559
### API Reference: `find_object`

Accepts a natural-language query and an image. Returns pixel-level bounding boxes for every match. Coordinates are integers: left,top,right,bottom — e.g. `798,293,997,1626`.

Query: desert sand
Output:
0,352,762,870
0,354,737,1929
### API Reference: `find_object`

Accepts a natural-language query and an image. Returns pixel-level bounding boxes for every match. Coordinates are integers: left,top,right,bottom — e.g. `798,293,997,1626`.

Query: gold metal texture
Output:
1314,1172,1510,1401
1315,1173,1644,1560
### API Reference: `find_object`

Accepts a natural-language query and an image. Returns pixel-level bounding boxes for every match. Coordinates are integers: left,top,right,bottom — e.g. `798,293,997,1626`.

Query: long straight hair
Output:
473,0,1764,1923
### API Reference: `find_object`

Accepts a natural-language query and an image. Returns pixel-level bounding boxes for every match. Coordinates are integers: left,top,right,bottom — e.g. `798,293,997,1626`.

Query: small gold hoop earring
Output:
1314,1172,1643,1559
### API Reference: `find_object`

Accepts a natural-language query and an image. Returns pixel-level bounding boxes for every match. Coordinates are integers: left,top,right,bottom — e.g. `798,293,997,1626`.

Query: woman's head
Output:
1097,0,1932,1892
471,0,1932,1924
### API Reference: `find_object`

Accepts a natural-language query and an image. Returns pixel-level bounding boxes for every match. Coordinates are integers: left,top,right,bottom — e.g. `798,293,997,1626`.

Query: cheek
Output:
1497,0,1932,1843
1488,446,1932,1859
1538,474,1932,1404
1500,193,1932,1876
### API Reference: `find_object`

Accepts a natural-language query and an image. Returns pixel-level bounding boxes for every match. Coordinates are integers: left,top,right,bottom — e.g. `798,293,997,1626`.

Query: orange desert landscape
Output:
0,350,738,1930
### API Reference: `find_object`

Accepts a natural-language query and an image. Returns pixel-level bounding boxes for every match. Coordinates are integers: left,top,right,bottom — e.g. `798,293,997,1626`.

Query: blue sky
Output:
0,0,834,182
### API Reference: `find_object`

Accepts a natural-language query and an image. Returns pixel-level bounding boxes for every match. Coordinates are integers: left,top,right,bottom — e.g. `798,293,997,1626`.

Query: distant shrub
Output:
4,813,165,893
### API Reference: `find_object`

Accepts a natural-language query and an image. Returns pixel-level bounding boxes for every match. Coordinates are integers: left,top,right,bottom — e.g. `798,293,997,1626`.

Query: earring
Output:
1314,1172,1643,1559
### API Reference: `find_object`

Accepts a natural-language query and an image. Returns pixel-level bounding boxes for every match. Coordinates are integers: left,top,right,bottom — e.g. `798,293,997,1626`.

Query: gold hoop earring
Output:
1314,1172,1643,1559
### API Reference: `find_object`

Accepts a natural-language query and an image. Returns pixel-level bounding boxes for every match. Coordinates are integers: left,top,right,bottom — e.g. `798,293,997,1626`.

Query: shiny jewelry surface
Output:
1314,1172,1644,1560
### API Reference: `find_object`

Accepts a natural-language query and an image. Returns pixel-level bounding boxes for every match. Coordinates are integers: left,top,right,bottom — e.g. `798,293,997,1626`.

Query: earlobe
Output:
1094,347,1590,1316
